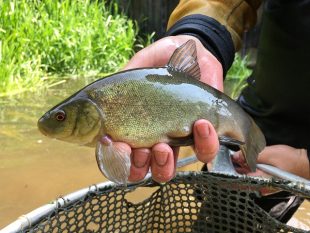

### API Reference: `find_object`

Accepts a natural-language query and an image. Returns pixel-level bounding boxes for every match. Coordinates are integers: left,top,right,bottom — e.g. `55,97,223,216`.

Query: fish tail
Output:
240,120,266,172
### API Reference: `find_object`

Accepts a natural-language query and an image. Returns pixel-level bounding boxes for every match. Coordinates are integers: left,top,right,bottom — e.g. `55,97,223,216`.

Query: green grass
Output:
0,0,250,98
225,54,252,99
0,0,139,96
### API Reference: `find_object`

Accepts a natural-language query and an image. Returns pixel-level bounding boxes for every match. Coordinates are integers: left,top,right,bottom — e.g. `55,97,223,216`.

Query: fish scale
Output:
91,71,204,147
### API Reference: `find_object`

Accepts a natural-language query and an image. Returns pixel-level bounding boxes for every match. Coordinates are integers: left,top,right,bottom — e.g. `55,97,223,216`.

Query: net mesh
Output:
24,172,309,233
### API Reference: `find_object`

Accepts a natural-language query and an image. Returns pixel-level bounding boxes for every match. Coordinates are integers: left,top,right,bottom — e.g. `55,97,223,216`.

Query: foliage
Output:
0,0,138,96
225,54,252,99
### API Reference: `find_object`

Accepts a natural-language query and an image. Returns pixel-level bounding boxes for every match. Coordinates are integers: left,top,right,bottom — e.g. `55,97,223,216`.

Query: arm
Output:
168,0,261,50
167,0,261,76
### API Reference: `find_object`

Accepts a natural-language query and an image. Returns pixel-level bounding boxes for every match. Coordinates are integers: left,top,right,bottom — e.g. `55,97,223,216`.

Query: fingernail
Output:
133,152,149,168
100,135,112,146
232,153,240,161
154,151,169,166
196,123,209,138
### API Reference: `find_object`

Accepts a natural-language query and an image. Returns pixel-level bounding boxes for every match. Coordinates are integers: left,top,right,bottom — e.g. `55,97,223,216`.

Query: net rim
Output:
1,171,309,233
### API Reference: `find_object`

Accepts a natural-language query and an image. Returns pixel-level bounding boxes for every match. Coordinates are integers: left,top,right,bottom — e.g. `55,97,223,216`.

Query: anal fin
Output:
218,135,245,146
218,136,245,151
168,135,194,147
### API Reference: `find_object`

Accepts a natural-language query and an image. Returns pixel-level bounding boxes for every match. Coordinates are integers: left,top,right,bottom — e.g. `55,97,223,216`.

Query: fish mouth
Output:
37,116,49,136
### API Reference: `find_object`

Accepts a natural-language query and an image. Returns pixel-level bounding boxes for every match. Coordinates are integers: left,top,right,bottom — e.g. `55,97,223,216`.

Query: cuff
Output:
166,14,235,77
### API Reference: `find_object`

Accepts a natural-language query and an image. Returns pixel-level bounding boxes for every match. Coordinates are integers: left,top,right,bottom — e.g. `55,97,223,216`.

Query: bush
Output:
0,0,138,96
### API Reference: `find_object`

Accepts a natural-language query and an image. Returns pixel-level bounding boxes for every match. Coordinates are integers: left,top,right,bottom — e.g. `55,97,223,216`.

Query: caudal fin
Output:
240,120,266,171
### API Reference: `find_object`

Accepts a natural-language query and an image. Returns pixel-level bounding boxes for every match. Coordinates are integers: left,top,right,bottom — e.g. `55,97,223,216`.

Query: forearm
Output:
168,0,261,50
166,0,262,75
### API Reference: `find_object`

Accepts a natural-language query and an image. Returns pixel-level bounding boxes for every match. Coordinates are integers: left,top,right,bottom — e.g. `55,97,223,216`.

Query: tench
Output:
38,40,266,184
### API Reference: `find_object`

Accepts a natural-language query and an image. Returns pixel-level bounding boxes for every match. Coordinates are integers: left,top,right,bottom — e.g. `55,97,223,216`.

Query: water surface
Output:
0,77,309,229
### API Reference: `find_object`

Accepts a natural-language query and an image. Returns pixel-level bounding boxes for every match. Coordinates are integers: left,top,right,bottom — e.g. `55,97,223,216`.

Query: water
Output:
0,77,106,227
0,77,309,229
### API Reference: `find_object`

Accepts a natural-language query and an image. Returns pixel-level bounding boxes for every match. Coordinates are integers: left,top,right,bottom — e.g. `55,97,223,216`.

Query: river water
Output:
0,77,309,229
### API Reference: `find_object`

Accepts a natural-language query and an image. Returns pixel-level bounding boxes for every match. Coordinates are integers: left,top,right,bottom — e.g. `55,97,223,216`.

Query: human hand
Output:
232,145,310,180
123,35,223,183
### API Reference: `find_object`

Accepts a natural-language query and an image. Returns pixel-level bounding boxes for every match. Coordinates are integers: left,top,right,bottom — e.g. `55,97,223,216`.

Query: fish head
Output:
38,98,102,146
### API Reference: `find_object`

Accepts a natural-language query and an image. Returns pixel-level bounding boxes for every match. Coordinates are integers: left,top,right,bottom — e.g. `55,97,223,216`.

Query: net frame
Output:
1,171,309,233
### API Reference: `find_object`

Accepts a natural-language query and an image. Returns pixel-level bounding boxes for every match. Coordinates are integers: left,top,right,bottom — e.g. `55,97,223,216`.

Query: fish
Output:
38,40,266,184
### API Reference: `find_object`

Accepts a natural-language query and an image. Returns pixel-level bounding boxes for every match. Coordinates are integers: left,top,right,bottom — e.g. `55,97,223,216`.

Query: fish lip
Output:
37,114,50,136
37,118,47,136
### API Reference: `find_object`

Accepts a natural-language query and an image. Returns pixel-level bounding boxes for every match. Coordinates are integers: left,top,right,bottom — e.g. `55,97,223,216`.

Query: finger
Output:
232,150,246,164
194,119,219,163
128,148,151,182
151,143,176,183
247,169,272,178
235,167,251,174
232,151,272,178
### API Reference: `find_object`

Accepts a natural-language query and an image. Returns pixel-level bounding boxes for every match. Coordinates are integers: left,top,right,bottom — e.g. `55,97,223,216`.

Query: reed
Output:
225,55,252,99
0,0,138,96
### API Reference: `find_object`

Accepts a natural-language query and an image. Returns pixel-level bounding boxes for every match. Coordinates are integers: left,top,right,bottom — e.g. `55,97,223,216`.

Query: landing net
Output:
3,171,309,233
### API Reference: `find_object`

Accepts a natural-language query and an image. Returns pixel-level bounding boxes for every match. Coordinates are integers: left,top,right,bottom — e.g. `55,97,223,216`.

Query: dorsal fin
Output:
167,40,201,80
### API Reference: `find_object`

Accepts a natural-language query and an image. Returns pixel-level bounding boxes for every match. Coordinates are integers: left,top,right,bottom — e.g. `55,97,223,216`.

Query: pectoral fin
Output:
96,136,131,185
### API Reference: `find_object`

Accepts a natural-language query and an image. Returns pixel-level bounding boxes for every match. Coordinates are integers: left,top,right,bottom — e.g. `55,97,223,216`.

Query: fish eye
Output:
55,110,66,121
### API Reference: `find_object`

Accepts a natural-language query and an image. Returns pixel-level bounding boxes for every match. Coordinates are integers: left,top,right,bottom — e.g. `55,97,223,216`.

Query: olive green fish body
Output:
38,40,265,174
83,68,248,148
